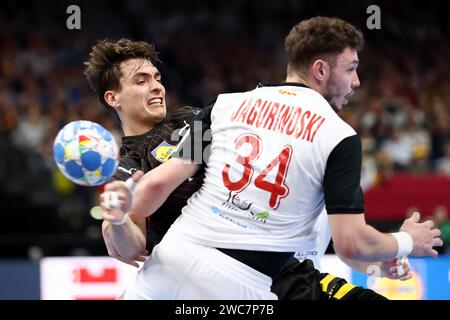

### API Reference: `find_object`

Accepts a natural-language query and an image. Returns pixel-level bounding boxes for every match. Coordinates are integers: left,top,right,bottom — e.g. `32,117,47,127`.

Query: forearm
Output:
104,220,146,260
338,224,398,262
329,214,398,262
129,158,200,222
330,211,442,262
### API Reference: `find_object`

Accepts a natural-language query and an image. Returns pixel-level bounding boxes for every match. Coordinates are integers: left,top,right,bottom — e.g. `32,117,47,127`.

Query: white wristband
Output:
111,212,129,226
391,232,413,258
110,178,135,226
124,178,137,196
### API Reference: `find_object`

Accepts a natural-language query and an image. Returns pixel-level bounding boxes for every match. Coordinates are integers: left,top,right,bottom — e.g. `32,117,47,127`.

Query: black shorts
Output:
271,258,387,300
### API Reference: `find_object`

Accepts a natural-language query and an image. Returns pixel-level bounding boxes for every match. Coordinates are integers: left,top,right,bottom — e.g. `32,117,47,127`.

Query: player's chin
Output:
330,101,344,112
336,97,349,110
152,105,167,119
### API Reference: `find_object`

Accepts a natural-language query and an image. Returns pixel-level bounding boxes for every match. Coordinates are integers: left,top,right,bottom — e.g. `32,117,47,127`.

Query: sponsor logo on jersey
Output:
294,250,318,261
117,167,138,176
210,206,260,231
221,191,270,223
278,89,297,96
151,141,176,163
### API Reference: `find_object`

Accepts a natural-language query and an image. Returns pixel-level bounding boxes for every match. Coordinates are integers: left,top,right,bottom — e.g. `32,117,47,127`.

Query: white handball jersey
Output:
293,207,331,269
171,84,357,252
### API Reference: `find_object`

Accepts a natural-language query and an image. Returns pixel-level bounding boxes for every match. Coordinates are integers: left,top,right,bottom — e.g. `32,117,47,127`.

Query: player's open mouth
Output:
148,97,163,106
343,92,353,105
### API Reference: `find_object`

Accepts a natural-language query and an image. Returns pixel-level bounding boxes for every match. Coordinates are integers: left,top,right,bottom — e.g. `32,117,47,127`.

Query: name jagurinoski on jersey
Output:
230,97,326,142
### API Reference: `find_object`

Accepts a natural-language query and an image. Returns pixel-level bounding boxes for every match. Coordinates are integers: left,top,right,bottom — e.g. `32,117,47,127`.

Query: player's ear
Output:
104,90,120,109
311,59,330,83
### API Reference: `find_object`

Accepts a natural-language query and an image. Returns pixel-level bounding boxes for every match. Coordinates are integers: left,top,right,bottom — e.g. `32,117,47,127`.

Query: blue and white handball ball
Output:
53,120,119,186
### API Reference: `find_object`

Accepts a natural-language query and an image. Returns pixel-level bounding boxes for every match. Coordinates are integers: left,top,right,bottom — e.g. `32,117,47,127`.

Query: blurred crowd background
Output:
0,0,449,258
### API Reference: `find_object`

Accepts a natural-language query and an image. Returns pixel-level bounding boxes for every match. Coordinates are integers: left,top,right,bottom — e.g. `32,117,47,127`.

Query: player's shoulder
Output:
166,106,202,128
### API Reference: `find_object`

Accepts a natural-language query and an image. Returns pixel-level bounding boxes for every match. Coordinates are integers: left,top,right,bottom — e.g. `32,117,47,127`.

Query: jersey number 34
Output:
222,133,293,210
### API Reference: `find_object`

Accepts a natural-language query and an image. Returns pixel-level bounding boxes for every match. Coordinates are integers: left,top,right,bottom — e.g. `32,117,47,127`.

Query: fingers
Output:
101,191,129,210
103,191,110,209
386,256,413,280
124,171,144,195
433,237,443,247
131,170,144,183
115,256,140,268
135,255,148,262
423,220,434,229
399,269,413,281
396,264,405,277
431,228,441,238
408,211,420,223
430,249,438,259
111,253,146,267
107,246,144,268
396,256,410,277
110,191,120,209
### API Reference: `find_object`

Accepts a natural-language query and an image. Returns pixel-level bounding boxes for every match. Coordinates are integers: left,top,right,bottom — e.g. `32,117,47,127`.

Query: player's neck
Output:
122,121,154,137
285,73,311,89
285,73,323,96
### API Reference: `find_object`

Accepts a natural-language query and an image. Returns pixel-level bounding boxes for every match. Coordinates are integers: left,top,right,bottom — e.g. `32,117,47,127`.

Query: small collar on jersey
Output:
256,81,312,90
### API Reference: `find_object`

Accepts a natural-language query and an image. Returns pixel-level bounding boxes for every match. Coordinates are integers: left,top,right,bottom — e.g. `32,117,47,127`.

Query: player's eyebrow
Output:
131,71,161,79
350,59,359,65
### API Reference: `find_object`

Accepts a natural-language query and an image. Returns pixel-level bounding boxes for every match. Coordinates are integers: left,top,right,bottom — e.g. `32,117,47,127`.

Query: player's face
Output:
324,48,360,112
117,58,166,129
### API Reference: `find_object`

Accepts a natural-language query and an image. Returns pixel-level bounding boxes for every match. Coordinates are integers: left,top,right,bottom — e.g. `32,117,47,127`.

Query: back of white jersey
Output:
294,207,331,269
171,85,356,252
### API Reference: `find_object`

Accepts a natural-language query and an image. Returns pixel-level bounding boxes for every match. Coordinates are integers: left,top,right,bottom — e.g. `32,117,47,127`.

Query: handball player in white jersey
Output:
101,17,442,300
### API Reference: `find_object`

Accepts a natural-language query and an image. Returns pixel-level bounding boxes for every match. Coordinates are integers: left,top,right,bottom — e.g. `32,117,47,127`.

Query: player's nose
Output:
150,78,164,93
352,72,360,88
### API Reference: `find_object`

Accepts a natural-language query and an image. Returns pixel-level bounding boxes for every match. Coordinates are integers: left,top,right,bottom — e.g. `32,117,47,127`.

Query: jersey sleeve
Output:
172,103,214,167
323,134,365,214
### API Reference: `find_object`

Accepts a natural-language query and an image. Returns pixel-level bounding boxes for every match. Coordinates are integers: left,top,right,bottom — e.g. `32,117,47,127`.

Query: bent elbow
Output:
142,172,168,195
122,241,146,261
333,238,361,260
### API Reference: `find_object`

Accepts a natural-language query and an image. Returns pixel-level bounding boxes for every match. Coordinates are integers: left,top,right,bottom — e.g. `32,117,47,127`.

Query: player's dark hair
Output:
84,39,161,125
285,16,364,72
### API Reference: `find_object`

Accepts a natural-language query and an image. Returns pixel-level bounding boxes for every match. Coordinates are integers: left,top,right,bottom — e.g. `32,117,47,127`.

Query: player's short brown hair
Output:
285,16,364,71
84,39,160,124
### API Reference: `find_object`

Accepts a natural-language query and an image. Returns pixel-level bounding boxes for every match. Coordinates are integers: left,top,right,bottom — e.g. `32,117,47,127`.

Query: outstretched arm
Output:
101,158,199,224
324,135,442,263
129,158,200,222
329,212,442,262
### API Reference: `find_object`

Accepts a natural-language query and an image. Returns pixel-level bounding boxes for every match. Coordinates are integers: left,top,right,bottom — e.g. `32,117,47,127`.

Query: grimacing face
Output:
115,58,167,130
324,47,360,112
